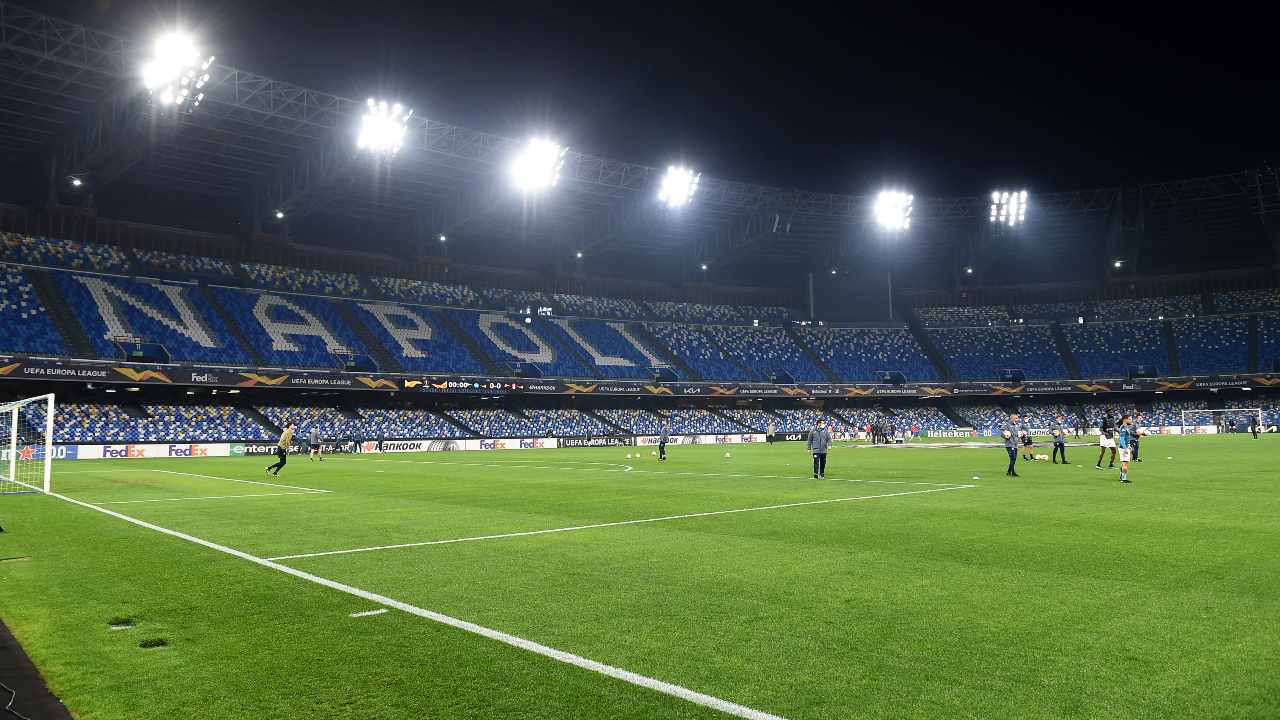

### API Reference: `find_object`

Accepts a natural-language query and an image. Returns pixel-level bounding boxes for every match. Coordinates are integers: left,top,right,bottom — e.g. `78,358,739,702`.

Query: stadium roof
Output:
1,1,1277,277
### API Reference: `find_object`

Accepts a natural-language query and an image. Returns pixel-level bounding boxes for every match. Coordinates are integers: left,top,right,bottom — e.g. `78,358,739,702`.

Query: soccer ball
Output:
1035,453,1049,461
625,453,632,460
651,450,657,456
1138,429,1150,437
1002,430,1012,439
724,452,731,459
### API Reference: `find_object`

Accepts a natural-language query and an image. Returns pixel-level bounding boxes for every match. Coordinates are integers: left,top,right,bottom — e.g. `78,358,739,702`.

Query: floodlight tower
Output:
510,137,567,193
658,166,700,209
870,189,913,320
357,99,413,156
141,32,214,112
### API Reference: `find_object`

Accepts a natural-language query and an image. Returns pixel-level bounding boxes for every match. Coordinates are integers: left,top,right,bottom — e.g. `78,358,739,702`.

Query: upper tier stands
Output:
1,265,65,356
1063,320,1169,377
704,325,825,381
953,403,1006,433
1215,289,1280,314
242,263,367,297
930,325,1066,380
372,276,481,308
1097,293,1201,319
915,305,1010,327
796,326,937,381
135,250,236,279
647,323,752,380
1011,302,1090,322
1171,316,1249,375
57,272,252,365
542,318,669,380
1,233,130,273
350,302,485,374
552,292,648,321
215,288,370,368
445,408,567,437
446,310,591,378
481,287,548,309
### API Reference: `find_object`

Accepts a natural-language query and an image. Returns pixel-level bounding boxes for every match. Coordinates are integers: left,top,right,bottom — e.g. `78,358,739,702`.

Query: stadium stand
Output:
886,406,956,432
647,323,752,380
0,265,66,355
56,272,253,364
1063,320,1169,377
1146,400,1211,428
371,276,481,308
648,301,747,324
770,407,830,432
242,262,367,297
953,403,1007,433
1214,288,1280,314
41,403,267,443
357,408,470,439
795,326,937,381
135,250,236,278
445,408,551,437
596,408,667,435
1260,312,1280,373
1171,316,1249,375
259,405,359,440
523,409,615,437
1262,396,1279,426
551,292,648,321
543,318,669,379
0,233,130,273
720,408,772,431
659,408,745,434
705,325,825,381
446,309,591,377
481,287,548,309
929,324,1066,379
213,288,370,368
915,305,1010,327
1011,302,1091,322
1097,294,1200,320
349,302,486,373
1015,402,1076,429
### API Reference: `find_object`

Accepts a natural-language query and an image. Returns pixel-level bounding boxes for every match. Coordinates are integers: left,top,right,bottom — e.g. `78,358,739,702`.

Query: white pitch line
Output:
267,484,976,561
389,459,958,486
350,608,389,618
149,469,331,494
91,491,326,505
39,490,787,720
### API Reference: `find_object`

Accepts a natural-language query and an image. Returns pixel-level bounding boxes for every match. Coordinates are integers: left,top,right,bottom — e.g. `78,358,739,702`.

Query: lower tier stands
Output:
357,408,469,439
259,405,360,440
595,408,666,435
796,326,938,381
930,325,1066,380
371,276,480,308
1098,294,1201,319
886,407,955,432
40,403,268,443
1,266,65,356
770,407,831,432
719,408,771,431
1261,313,1280,372
659,409,745,434
135,250,235,279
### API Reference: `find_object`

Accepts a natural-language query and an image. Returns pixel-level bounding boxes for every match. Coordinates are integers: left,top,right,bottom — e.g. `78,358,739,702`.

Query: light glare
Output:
658,165,700,208
357,98,412,155
990,188,1029,226
142,32,213,111
873,190,913,230
510,137,567,192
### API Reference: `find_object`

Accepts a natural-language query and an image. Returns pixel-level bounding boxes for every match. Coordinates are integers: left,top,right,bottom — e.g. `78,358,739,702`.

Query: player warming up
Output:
1051,416,1068,464
1002,413,1020,477
658,424,670,461
308,426,324,462
1096,412,1117,469
1020,417,1035,461
808,421,831,479
266,422,295,476
1117,415,1135,483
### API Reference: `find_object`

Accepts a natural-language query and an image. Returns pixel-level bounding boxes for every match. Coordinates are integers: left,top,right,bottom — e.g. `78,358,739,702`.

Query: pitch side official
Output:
808,421,832,479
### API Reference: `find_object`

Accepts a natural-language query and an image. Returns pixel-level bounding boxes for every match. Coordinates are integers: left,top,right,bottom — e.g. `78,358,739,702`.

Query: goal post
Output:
1,393,55,494
1180,407,1263,435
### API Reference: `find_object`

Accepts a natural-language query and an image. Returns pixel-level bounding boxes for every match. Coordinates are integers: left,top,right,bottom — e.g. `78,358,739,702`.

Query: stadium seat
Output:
446,309,591,378
0,233,130,274
371,276,481,308
929,324,1066,380
796,326,937,381
703,325,825,381
242,262,367,297
135,250,236,279
0,265,66,356
357,408,469,439
213,287,371,368
915,305,1010,327
1172,316,1248,375
646,323,752,380
350,302,486,373
1063,320,1169,377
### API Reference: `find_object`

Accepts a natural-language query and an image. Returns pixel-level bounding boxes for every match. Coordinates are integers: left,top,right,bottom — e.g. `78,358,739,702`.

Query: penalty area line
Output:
89,491,327,505
267,484,977,561
149,469,331,494
39,490,788,720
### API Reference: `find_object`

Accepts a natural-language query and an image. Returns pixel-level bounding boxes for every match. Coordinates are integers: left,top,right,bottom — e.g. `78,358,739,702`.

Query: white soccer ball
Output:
724,452,731,459
651,450,657,456
1002,430,1012,439
1138,429,1150,436
625,453,632,459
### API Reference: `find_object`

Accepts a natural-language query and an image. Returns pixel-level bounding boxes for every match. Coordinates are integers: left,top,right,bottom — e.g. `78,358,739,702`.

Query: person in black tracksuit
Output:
1002,413,1021,477
658,424,670,461
1130,414,1143,462
808,422,831,479
1051,416,1068,464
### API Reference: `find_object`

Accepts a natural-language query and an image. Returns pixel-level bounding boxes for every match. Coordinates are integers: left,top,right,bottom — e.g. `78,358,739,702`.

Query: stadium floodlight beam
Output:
69,177,83,188
700,263,708,271
990,189,1029,226
873,190,913,231
576,251,583,259
657,165,701,208
438,234,447,243
141,32,213,110
357,99,413,156
510,137,567,193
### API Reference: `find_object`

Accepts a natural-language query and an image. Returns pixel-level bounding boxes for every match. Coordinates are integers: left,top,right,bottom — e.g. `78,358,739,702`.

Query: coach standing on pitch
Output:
1002,413,1021,477
808,421,831,479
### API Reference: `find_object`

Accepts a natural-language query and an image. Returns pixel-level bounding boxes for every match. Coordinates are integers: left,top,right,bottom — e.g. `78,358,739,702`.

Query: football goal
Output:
0,393,55,495
1180,407,1262,435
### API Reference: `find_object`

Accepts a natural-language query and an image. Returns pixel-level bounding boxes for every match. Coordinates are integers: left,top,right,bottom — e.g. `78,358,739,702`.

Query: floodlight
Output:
357,99,412,155
990,189,1028,226
576,251,583,259
510,137,567,192
658,166,700,208
274,209,285,220
830,268,838,275
1113,259,1123,268
873,190,913,230
700,263,708,271
69,177,83,188
964,266,974,274
438,234,447,243
141,32,214,111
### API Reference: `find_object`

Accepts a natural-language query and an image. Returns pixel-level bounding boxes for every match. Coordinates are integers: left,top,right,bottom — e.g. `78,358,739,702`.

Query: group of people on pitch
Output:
1001,411,1140,483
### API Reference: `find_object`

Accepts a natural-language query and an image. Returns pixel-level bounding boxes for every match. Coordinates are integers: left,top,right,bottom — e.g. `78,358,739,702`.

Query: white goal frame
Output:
1180,407,1263,435
1,393,55,494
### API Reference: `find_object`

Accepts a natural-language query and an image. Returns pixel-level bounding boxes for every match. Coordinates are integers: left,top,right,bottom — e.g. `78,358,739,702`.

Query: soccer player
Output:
1020,417,1035,460
1051,415,1068,464
808,421,831,479
1096,412,1117,469
1130,414,1143,462
767,421,775,444
1001,413,1021,477
266,422,295,476
658,424,670,461
308,426,324,462
1117,415,1135,483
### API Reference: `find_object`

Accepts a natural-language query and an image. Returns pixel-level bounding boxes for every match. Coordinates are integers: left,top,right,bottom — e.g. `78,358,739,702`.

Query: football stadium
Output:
0,3,1277,718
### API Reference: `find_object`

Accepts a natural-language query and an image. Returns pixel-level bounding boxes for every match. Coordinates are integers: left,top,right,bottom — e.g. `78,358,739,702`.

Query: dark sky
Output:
38,0,1275,197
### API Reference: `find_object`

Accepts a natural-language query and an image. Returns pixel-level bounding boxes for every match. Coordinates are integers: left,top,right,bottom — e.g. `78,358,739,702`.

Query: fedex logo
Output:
479,440,509,450
101,445,147,458
519,439,545,449
715,435,732,444
167,445,209,457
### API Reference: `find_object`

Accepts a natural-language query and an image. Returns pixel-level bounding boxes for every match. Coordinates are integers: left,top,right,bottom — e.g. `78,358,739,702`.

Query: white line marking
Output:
91,491,326,505
350,608,389,618
390,459,958,486
149,469,331,494
267,484,976,561
39,490,787,720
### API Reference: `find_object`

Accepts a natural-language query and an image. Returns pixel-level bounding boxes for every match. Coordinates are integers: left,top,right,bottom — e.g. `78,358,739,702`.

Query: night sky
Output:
34,0,1276,198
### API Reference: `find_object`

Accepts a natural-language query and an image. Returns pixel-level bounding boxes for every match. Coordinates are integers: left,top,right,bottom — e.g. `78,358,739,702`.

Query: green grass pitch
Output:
1,436,1277,719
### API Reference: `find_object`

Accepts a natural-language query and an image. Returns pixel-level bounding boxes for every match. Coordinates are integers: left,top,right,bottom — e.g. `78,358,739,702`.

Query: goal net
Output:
0,394,54,495
1180,408,1262,435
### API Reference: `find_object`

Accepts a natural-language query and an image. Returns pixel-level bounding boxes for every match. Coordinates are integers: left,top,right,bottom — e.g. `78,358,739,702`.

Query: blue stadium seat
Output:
796,326,937,381
1063,320,1169,377
704,326,825,381
0,266,66,355
541,318,671,379
446,309,591,378
1172,316,1248,375
930,325,1065,380
350,302,486,374
213,288,370,368
357,408,469,439
646,323,751,380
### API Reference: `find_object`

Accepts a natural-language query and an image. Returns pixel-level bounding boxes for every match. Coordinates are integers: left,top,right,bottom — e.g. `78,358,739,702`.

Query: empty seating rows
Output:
544,318,667,380
886,407,955,431
135,250,235,278
797,326,937,381
1063,320,1168,377
242,263,367,298
647,323,750,380
1011,302,1090,322
1172,316,1248,375
447,310,590,378
1214,289,1280,314
719,408,771,431
372,276,480,308
0,266,65,356
658,409,743,434
954,403,1007,433
770,407,831,432
1146,400,1210,427
595,408,666,435
1097,294,1200,320
704,325,824,381
214,287,370,368
552,293,648,321
915,305,1010,327
259,406,360,440
43,403,267,443
1256,313,1279,372
357,408,470,439
1,233,130,273
930,325,1066,380
445,409,547,437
